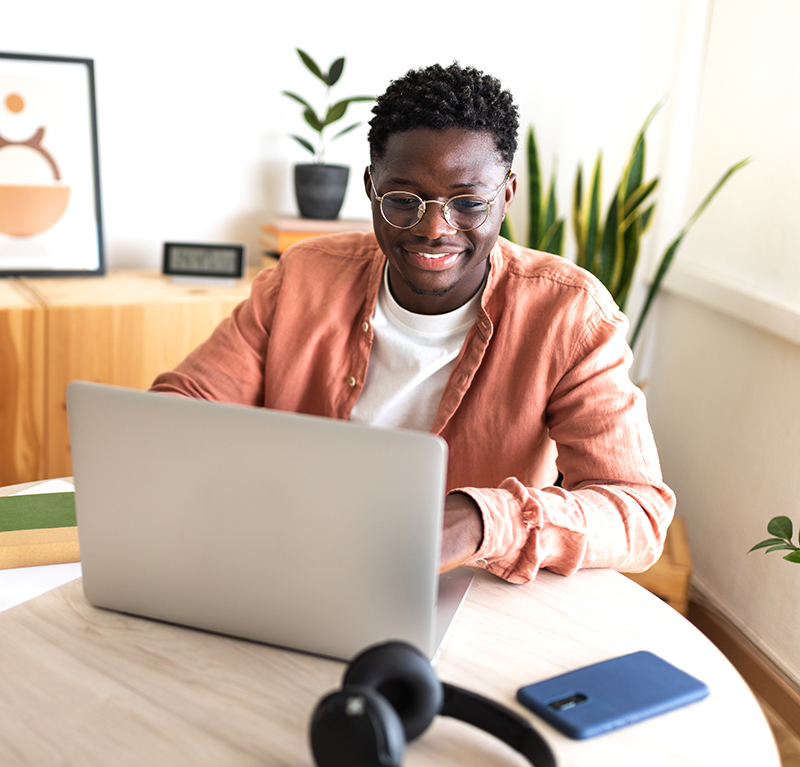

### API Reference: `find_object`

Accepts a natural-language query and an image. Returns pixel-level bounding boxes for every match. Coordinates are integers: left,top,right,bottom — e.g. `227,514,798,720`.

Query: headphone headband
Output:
310,641,556,767
441,682,556,767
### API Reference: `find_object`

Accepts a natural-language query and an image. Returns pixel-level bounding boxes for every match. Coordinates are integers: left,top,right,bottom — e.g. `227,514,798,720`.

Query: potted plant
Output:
502,107,748,352
282,49,374,220
750,517,800,563
571,105,749,350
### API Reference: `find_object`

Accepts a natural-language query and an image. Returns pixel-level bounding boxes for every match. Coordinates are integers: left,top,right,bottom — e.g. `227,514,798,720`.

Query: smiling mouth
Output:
397,239,467,275
404,249,461,272
415,251,456,260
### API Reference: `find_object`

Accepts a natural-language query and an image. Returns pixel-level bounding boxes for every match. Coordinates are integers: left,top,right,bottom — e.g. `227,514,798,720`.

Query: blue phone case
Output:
516,651,709,739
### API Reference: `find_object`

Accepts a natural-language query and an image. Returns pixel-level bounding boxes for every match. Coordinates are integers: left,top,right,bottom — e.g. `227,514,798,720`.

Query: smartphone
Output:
516,651,709,739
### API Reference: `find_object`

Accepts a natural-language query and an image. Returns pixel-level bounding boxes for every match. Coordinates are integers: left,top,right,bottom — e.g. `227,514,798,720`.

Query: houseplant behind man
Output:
283,49,374,219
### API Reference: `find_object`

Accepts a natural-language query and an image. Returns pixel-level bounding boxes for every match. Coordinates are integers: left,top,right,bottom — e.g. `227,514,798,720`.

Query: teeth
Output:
417,252,452,259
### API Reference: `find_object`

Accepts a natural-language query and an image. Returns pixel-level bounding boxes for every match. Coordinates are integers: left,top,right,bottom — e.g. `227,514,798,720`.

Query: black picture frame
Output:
0,51,105,277
162,242,246,279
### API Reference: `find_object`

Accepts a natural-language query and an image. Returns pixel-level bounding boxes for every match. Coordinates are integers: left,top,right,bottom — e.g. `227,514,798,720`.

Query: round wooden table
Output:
0,481,780,766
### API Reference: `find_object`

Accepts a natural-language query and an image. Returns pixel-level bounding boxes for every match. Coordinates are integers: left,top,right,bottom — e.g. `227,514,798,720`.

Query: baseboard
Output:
687,588,800,738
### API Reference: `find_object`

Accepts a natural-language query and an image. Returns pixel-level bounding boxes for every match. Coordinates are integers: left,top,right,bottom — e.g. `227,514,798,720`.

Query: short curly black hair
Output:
368,63,519,168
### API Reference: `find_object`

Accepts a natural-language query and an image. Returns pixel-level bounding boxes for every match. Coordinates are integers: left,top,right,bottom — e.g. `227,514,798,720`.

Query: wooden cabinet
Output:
0,269,266,484
0,280,44,485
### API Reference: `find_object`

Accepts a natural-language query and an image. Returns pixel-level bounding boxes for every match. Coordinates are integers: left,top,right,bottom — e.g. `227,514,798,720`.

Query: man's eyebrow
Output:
384,177,485,191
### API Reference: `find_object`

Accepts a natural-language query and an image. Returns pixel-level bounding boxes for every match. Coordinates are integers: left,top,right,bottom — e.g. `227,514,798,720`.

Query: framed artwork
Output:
0,52,105,276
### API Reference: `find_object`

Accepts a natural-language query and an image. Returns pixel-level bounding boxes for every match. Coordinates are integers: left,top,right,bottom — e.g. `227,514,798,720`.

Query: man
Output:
151,63,675,583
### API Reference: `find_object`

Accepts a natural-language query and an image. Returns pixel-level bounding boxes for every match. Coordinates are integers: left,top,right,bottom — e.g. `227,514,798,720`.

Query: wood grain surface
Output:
0,280,44,485
2,270,263,482
0,560,780,766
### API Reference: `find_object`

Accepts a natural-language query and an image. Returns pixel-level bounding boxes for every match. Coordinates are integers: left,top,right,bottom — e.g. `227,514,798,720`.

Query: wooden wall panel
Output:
0,281,44,485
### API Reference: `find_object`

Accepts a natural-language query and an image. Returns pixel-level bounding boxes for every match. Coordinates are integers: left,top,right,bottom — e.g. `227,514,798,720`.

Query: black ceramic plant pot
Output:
294,164,349,220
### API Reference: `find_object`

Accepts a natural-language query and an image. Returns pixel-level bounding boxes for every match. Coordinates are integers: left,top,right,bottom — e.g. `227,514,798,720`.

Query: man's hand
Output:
440,492,483,572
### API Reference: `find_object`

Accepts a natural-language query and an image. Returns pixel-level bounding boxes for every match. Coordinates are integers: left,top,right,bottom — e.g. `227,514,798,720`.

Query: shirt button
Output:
362,321,370,332
347,376,357,387
475,558,488,566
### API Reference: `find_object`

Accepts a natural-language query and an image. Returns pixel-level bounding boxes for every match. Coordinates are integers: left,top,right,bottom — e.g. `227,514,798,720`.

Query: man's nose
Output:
414,200,457,238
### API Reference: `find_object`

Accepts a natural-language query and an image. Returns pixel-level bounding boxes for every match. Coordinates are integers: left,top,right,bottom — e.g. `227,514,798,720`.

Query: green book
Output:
0,492,79,569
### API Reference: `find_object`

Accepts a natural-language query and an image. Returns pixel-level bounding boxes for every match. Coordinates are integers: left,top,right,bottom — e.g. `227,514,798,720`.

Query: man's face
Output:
365,128,516,315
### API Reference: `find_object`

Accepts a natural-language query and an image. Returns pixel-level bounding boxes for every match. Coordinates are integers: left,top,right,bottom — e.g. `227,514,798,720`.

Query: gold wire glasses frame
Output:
368,167,510,231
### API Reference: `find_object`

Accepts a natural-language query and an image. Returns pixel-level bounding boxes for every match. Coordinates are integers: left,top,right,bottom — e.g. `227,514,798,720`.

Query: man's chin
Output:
408,282,452,299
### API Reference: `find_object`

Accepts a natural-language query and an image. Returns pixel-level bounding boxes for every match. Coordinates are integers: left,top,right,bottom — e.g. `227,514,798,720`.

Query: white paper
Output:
12,478,75,496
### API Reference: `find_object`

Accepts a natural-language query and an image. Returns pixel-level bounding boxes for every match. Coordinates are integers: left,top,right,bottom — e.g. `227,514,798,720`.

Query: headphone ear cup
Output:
343,641,443,742
310,685,406,767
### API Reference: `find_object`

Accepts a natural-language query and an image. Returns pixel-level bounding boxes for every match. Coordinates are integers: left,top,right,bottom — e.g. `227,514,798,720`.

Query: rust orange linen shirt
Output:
150,232,675,584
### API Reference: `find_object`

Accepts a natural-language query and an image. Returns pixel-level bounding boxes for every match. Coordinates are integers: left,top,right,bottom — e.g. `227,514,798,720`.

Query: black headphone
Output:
309,640,556,767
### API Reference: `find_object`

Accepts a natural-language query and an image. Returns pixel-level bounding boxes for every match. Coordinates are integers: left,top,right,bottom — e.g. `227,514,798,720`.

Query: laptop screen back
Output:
67,381,450,660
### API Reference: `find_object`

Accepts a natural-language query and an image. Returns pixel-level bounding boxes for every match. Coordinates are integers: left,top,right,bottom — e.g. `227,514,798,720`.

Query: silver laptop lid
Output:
67,381,453,661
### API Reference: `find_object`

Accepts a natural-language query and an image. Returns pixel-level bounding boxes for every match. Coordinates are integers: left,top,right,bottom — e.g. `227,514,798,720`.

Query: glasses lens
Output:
445,196,490,231
381,193,424,228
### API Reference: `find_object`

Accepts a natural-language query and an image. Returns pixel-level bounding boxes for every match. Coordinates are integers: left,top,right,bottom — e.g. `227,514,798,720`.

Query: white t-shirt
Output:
349,266,482,432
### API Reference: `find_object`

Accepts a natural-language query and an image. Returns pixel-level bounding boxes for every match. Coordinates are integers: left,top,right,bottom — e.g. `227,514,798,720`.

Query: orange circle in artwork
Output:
5,93,25,113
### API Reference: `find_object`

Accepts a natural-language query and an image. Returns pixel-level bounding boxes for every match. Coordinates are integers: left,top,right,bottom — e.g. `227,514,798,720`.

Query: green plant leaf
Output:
639,202,655,233
598,192,619,290
767,515,793,539
325,99,350,126
620,178,659,226
289,134,316,155
616,214,642,310
543,174,557,237
331,122,362,141
303,108,324,133
527,127,541,251
765,544,797,554
584,154,603,269
282,91,315,112
784,551,800,563
327,57,345,87
749,538,790,553
323,98,372,125
622,135,646,202
621,101,662,200
629,235,680,349
629,157,750,349
573,166,585,267
540,219,564,256
328,98,375,127
296,49,326,84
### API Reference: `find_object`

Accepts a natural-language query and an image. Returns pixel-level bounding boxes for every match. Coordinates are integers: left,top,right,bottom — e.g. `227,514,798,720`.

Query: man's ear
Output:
503,172,518,214
363,166,373,200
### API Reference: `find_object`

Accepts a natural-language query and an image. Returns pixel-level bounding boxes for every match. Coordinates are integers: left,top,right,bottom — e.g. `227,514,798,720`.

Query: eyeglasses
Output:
368,167,510,231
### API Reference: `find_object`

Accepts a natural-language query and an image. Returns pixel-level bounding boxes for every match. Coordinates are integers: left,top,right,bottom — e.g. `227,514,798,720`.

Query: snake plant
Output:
571,104,748,349
505,107,748,352
573,105,662,319
501,126,564,255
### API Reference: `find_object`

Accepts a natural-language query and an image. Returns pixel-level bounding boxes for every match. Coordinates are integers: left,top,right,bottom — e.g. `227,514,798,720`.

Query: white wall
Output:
674,0,800,306
2,0,682,270
645,0,800,684
648,291,800,682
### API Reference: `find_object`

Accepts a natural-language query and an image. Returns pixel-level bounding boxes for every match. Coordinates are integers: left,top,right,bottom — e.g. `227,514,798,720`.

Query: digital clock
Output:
162,242,245,278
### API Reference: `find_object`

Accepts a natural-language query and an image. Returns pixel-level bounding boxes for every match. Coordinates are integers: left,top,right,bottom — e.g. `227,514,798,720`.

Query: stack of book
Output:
0,482,79,569
261,216,373,263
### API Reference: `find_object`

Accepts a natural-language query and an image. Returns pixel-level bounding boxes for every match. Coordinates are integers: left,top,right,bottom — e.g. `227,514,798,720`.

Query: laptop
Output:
66,381,473,662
